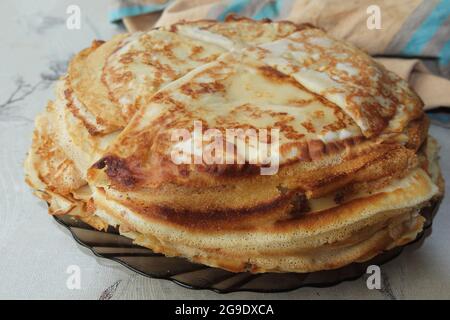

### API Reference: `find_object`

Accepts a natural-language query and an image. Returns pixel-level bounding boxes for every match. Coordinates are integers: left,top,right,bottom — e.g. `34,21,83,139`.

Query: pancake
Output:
25,16,444,273
90,165,440,272
25,17,312,223
24,108,108,230
246,28,423,137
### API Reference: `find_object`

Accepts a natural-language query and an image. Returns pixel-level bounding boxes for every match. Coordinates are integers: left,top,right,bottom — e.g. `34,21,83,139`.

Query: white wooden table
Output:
0,0,449,300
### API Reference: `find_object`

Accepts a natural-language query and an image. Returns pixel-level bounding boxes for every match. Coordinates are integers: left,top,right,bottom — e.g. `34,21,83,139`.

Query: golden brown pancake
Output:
25,16,444,273
24,17,310,224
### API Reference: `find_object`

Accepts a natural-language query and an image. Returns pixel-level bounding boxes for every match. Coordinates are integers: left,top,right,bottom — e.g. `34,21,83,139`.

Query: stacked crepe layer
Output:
25,16,444,273
25,18,303,225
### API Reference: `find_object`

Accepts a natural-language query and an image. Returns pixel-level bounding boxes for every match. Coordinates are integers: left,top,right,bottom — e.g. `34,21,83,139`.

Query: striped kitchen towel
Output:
108,0,450,123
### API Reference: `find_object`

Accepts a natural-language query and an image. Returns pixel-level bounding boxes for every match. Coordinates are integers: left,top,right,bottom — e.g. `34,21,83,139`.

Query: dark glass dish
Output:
54,200,440,293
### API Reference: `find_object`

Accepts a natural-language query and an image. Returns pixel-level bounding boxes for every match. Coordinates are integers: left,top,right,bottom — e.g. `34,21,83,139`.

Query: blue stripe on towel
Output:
402,0,450,55
109,1,173,22
428,112,450,124
252,0,281,20
440,39,450,66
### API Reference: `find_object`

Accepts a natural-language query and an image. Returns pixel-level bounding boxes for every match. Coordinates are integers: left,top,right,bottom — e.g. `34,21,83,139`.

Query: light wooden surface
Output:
0,0,449,300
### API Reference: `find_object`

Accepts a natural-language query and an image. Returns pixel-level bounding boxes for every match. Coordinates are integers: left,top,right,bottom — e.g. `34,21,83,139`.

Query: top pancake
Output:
68,17,308,133
64,16,424,186
24,17,317,214
87,26,425,197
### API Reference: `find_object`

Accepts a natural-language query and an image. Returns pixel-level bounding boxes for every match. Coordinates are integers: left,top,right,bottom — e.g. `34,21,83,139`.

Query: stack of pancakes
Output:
25,16,444,273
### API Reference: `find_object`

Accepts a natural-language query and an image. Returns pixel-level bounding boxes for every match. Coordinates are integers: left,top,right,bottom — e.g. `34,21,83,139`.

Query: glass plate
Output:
53,199,441,293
